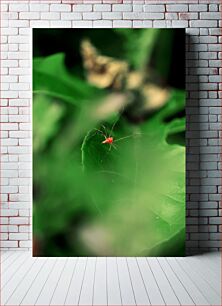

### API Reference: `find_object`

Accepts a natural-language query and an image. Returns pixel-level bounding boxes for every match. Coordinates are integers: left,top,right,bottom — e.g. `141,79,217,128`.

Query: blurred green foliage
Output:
33,29,185,256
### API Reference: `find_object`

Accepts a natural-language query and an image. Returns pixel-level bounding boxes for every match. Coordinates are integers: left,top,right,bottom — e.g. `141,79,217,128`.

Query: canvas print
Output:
33,29,185,256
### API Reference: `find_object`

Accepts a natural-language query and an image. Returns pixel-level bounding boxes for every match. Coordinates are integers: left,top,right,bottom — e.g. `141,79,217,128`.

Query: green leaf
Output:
33,53,104,105
80,89,185,255
33,94,65,152
114,29,160,69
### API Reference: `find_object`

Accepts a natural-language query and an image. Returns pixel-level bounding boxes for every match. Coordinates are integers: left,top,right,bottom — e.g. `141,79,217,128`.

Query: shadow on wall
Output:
186,34,213,256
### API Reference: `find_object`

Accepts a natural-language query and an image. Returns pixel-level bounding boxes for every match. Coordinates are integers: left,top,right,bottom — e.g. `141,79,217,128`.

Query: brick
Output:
73,4,92,12
189,4,207,11
9,4,28,11
113,20,132,28
200,12,221,20
143,5,165,12
123,12,164,19
112,4,132,12
83,12,101,20
1,209,18,216
61,12,82,20
9,217,29,225
41,12,60,20
19,12,40,19
172,20,188,28
0,241,18,247
93,20,112,28
50,21,72,28
94,4,111,11
50,4,71,12
72,20,93,28
19,241,32,248
9,233,29,240
102,12,122,19
190,20,217,28
133,5,143,12
166,5,188,12
29,4,49,11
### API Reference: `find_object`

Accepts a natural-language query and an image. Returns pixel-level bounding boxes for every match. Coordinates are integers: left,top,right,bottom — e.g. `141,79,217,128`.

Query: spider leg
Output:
93,128,106,138
112,143,118,150
114,133,141,143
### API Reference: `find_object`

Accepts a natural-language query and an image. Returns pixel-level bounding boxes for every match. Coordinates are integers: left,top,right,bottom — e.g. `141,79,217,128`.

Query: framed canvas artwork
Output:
33,29,185,256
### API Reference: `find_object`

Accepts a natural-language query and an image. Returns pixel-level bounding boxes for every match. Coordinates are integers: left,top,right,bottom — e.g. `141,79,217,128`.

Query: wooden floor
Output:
0,251,220,306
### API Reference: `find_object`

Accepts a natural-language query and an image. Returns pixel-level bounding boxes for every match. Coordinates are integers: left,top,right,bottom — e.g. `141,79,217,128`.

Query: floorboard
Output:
1,251,220,306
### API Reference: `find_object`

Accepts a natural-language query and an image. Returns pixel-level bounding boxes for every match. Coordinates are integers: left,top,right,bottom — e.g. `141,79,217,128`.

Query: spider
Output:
94,124,139,151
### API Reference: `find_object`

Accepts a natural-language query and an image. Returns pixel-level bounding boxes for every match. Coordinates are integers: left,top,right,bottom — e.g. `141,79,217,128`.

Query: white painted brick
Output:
133,5,143,12
1,138,18,146
153,20,171,28
50,4,71,12
209,4,219,11
30,20,50,28
19,210,29,217
1,68,8,75
1,177,9,185
9,20,29,28
8,146,30,155
9,115,29,123
41,12,60,20
19,155,32,162
9,44,19,51
94,4,111,11
200,12,221,20
7,38,25,48
61,12,82,20
19,12,40,20
189,4,207,11
143,5,165,12
0,241,18,247
1,91,19,99
112,4,132,12
9,216,29,225
72,20,93,28
9,99,29,107
113,20,132,28
19,28,31,35
179,12,198,20
0,218,8,225
93,20,112,28
1,233,9,240
123,12,164,19
172,20,188,28
73,4,92,12
10,178,30,186
83,12,101,20
2,170,18,178
19,226,30,233
190,20,218,28
133,20,143,28
165,13,178,20
9,68,30,75
29,4,49,12
1,209,18,216
166,4,188,12
102,12,122,20
19,240,31,248
2,123,18,131
9,233,29,240
2,4,8,12
9,4,28,12
1,27,19,35
50,21,72,28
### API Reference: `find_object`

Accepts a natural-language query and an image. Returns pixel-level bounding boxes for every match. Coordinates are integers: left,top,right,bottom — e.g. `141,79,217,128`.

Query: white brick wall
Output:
1,0,221,255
